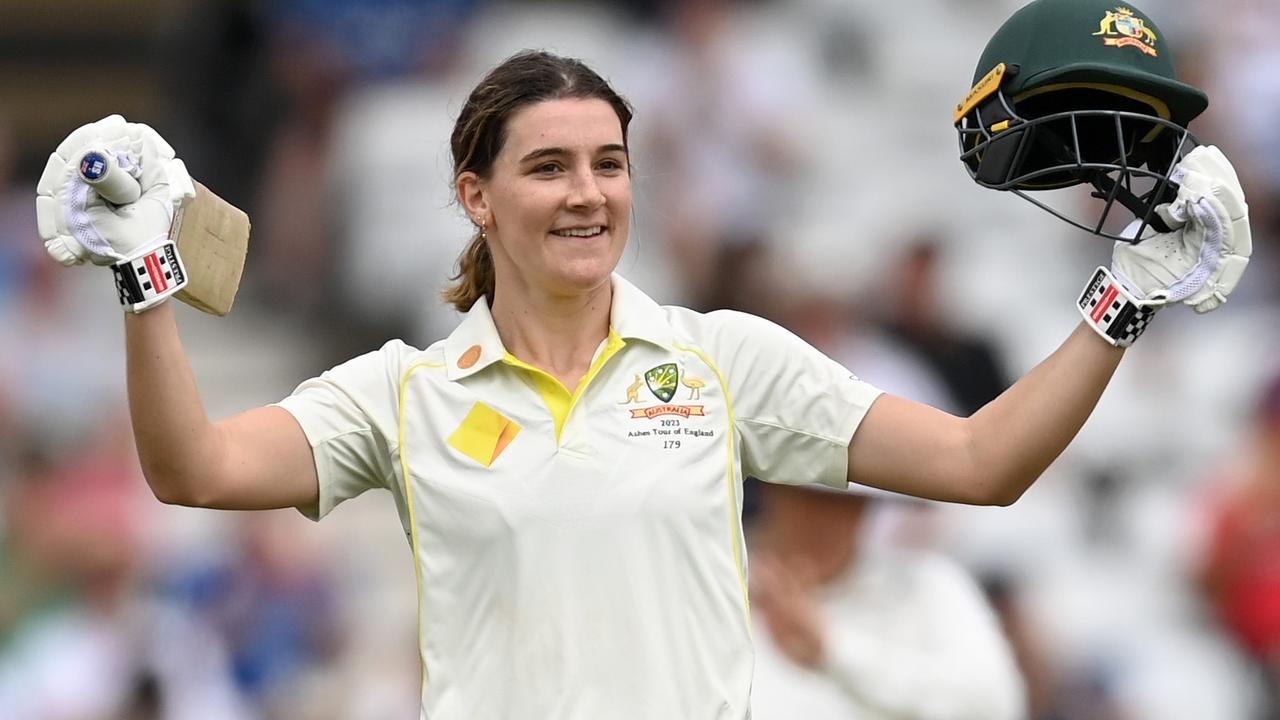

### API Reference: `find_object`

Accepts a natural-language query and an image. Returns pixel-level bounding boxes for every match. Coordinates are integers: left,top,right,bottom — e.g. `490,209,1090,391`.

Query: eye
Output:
598,157,627,172
534,162,562,175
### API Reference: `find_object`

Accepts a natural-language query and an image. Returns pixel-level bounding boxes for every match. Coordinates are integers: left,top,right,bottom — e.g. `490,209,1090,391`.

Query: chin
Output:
551,258,616,295
554,241,623,278
556,269,614,295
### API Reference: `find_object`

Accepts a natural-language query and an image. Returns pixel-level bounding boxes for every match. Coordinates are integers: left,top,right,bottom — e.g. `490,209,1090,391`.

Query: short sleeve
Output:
273,344,402,520
708,311,882,489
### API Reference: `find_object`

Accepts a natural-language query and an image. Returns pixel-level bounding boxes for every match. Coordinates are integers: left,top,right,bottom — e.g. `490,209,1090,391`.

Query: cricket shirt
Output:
275,274,883,719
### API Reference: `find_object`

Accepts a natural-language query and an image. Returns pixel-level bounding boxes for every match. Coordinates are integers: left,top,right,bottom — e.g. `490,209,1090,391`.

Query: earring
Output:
476,217,487,241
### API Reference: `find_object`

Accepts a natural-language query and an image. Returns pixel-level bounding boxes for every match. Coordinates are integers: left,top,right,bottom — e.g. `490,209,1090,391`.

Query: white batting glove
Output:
1078,145,1252,347
1111,145,1251,313
35,115,197,312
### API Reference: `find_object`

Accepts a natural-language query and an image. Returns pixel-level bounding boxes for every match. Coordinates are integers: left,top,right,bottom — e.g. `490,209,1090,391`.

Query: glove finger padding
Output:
1174,147,1252,313
1169,146,1251,263
1109,145,1251,314
1186,192,1251,314
51,114,128,164
1176,145,1246,213
35,115,194,268
37,146,137,265
38,116,136,264
125,122,196,206
37,116,136,265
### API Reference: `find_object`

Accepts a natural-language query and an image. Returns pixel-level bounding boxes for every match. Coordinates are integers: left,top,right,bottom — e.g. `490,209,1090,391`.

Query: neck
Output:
490,277,613,391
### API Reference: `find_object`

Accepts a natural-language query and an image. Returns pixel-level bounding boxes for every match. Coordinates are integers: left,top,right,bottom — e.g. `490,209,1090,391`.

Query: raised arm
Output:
848,145,1250,506
126,303,317,510
36,115,317,511
848,322,1120,505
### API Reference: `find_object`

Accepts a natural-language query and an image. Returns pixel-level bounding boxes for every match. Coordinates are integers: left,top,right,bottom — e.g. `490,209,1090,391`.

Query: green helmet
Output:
955,0,1208,240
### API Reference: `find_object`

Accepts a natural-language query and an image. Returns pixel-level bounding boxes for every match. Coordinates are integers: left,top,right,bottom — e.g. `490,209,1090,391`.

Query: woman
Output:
35,50,1248,719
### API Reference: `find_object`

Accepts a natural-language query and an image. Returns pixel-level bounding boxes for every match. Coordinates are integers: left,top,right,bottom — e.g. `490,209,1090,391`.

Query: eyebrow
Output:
518,143,628,164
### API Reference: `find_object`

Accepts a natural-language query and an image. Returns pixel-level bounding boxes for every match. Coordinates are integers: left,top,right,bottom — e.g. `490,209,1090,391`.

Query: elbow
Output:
152,488,192,507
976,473,1036,507
145,473,192,506
141,463,204,507
951,459,1033,506
987,485,1026,507
958,425,1036,506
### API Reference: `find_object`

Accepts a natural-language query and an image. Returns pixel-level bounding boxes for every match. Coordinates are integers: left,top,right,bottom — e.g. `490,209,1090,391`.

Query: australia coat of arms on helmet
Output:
1092,7,1158,57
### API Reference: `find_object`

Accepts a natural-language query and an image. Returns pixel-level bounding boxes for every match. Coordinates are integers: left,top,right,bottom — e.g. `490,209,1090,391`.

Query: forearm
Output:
966,321,1123,503
125,302,224,503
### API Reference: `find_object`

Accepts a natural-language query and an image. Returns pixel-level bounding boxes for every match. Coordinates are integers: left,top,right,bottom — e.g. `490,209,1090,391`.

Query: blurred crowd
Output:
2,0,1280,718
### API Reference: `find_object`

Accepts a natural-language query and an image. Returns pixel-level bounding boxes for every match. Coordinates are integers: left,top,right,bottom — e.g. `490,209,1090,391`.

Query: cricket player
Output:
33,0,1250,713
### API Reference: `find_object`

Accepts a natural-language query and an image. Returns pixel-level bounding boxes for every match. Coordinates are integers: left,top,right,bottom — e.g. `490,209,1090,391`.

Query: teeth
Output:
554,226,603,237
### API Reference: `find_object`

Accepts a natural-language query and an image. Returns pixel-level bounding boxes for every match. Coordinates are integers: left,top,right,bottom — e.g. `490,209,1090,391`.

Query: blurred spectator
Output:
625,0,815,309
781,284,960,414
874,236,1010,416
318,1,493,356
0,416,341,718
157,511,342,717
261,0,483,321
730,243,962,523
0,116,36,307
0,437,64,643
270,0,480,80
0,115,37,478
0,114,46,376
247,2,360,317
323,55,476,354
981,571,1135,720
982,572,1063,720
160,0,486,327
1197,370,1280,718
156,0,282,214
0,417,163,719
747,484,1026,720
698,235,792,320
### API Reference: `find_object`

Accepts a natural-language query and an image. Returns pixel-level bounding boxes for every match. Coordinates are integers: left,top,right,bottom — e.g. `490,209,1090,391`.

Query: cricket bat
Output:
79,149,250,316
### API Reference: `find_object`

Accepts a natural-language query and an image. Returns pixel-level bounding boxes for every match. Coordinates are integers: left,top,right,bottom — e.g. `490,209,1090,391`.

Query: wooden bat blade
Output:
170,181,249,316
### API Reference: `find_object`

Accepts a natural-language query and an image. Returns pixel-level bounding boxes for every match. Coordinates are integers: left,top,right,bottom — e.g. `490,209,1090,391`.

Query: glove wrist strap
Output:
1078,267,1158,348
111,239,188,313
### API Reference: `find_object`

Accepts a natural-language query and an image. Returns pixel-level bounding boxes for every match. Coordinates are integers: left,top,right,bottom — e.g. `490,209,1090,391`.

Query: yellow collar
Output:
442,273,673,382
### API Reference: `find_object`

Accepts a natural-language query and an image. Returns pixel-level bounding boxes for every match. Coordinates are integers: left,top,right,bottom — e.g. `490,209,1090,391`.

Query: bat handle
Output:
78,148,141,205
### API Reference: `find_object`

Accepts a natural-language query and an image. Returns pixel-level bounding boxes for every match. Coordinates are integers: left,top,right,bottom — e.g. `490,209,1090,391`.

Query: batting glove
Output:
1079,145,1251,347
35,114,197,312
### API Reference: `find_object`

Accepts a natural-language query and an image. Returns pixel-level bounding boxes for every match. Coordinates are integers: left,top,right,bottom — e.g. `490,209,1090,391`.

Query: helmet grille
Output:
1010,86,1169,189
956,81,1198,242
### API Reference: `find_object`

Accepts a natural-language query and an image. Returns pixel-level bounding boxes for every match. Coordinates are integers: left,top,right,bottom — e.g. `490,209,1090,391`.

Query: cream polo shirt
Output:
275,274,883,720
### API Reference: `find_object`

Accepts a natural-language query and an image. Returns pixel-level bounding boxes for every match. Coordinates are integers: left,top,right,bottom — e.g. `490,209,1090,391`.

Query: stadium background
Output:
1,0,1278,717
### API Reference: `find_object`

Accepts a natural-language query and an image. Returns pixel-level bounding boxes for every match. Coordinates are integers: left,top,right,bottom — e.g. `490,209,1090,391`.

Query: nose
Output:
567,165,606,211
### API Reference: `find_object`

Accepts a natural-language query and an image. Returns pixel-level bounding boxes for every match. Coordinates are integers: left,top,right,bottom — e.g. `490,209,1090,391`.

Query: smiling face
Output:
458,97,632,301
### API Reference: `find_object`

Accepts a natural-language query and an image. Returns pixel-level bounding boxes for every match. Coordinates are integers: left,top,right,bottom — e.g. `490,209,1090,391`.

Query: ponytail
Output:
441,231,495,312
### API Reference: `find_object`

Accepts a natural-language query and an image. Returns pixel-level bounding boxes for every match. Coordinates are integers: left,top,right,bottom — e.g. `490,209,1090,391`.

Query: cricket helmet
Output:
955,0,1208,241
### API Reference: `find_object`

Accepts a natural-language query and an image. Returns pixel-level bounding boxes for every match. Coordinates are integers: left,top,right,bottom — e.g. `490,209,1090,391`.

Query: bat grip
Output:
78,148,141,204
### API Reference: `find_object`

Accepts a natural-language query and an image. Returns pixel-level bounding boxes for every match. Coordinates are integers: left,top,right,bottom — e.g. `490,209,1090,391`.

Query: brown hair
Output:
442,50,635,312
